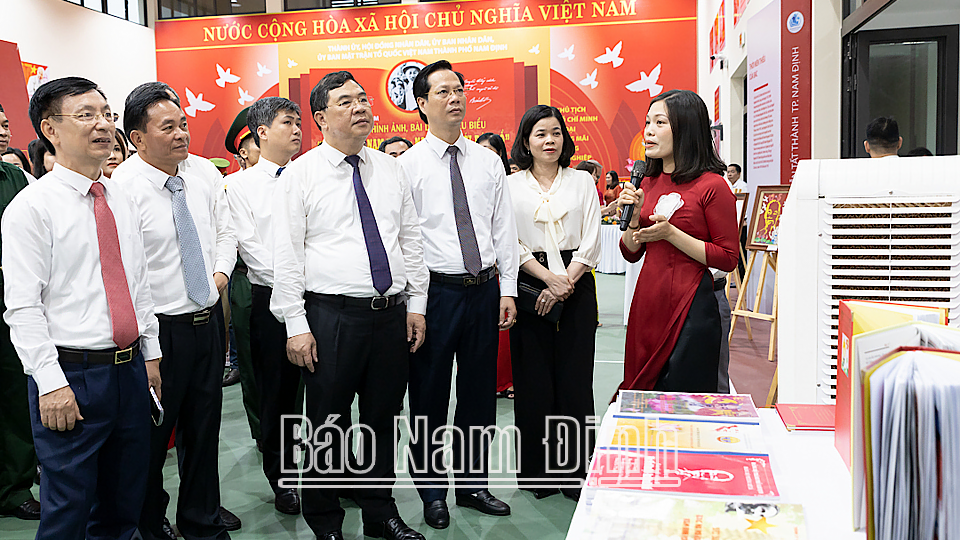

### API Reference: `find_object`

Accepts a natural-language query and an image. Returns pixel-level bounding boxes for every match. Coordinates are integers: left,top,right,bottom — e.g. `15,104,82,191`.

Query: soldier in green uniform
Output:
224,108,261,447
0,102,39,520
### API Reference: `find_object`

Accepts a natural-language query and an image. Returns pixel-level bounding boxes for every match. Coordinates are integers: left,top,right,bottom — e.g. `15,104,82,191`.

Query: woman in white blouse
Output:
507,105,601,502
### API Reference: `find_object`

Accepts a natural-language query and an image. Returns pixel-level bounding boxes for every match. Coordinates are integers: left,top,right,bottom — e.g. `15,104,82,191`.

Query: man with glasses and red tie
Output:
112,82,237,540
270,71,428,540
2,77,162,540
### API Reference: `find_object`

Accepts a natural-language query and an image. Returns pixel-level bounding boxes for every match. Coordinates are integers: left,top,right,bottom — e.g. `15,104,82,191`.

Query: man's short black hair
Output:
906,146,934,157
728,163,741,173
378,136,412,153
0,102,4,112
247,96,301,147
411,60,465,124
310,71,362,120
510,105,576,170
866,117,900,149
28,76,106,154
124,81,181,136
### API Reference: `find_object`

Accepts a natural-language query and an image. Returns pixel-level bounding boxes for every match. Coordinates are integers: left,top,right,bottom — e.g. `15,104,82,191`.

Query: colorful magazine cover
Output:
608,416,764,454
568,490,806,539
619,391,761,423
586,448,780,498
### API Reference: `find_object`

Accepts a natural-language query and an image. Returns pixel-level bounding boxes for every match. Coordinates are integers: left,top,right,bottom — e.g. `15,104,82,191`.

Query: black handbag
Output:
516,281,564,324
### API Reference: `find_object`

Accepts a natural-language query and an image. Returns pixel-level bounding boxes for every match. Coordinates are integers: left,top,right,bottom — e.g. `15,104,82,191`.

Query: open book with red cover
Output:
775,404,835,431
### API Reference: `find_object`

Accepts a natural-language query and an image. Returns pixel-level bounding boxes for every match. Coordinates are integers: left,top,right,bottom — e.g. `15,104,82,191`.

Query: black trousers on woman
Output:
510,251,597,489
654,270,721,392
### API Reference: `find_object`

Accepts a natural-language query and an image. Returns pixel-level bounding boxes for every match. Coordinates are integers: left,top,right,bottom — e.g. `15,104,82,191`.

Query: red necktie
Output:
90,182,139,349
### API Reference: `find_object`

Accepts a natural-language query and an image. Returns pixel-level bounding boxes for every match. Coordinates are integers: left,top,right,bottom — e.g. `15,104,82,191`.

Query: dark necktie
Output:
446,145,482,276
277,166,285,177
345,155,392,295
89,182,139,348
164,175,211,305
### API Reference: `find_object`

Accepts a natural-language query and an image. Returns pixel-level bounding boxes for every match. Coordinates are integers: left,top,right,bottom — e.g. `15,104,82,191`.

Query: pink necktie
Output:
90,182,139,349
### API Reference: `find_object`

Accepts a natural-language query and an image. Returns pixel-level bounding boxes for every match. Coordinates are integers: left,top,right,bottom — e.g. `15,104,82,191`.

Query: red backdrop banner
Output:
155,0,696,175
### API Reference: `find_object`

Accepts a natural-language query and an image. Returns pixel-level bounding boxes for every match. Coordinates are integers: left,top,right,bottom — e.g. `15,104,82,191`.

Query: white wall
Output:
697,0,842,163
0,0,157,114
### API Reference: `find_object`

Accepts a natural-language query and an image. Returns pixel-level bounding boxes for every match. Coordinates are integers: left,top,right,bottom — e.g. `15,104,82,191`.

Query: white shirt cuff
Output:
499,278,518,297
33,363,69,396
285,315,311,339
407,296,427,315
214,260,236,278
572,256,597,269
141,337,162,362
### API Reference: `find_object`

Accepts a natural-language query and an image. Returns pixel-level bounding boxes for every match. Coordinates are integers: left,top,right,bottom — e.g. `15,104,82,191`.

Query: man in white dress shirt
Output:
397,60,519,529
3,76,161,540
271,71,428,540
112,82,236,540
225,96,302,516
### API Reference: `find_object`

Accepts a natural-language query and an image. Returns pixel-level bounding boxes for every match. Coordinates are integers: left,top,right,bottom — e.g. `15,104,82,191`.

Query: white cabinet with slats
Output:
778,157,960,404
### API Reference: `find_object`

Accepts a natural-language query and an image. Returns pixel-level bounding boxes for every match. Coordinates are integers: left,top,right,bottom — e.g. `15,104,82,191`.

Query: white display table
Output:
567,407,865,539
597,225,627,274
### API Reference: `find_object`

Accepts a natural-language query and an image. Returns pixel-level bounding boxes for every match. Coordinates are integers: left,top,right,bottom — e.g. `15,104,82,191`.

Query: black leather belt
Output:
156,307,214,325
430,266,497,287
57,341,141,365
713,277,727,291
305,292,401,311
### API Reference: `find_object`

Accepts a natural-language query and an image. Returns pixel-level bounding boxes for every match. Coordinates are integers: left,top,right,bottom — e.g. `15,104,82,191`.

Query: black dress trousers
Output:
299,295,408,536
250,284,302,492
510,252,597,488
140,306,228,540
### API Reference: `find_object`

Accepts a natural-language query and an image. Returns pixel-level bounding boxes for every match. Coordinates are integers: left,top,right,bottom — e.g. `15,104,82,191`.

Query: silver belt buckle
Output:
370,296,389,310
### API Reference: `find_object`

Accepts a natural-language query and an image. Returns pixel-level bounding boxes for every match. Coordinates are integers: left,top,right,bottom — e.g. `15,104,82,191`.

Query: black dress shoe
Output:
455,489,510,516
275,488,301,515
318,532,344,540
2,497,40,520
422,500,449,529
362,516,425,540
161,517,177,540
520,487,560,500
560,487,581,502
222,368,240,387
219,506,241,531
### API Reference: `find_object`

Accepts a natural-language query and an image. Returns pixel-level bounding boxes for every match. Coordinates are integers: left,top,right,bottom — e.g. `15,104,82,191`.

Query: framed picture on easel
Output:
746,185,790,251
735,192,750,228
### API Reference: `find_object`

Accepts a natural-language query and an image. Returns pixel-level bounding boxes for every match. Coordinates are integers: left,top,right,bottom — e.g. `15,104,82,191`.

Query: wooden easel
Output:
729,248,778,363
725,239,753,339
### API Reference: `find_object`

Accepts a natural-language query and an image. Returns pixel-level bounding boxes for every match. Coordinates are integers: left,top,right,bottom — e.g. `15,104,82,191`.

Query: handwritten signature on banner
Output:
157,0,661,48
464,77,500,110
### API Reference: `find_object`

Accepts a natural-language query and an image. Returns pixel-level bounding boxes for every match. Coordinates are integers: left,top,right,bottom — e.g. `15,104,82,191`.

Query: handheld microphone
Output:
619,160,646,231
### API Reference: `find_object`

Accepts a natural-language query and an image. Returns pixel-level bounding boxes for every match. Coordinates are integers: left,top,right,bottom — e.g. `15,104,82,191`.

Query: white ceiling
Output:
863,0,960,31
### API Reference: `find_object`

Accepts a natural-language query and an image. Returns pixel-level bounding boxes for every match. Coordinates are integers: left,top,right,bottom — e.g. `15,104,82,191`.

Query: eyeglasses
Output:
49,112,119,124
433,88,465,99
328,97,370,110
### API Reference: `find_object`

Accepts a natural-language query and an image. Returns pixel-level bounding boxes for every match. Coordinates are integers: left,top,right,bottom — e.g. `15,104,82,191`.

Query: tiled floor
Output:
0,272,776,539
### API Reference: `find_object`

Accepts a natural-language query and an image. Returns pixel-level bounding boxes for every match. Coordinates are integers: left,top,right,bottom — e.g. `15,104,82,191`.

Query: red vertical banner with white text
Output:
780,0,811,184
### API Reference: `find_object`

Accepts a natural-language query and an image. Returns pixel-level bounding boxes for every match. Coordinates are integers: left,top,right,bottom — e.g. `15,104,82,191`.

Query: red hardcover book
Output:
775,404,835,431
586,448,779,499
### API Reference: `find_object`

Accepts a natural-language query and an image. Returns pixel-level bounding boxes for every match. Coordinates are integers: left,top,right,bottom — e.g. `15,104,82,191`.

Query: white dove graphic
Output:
238,87,254,105
184,87,214,117
580,69,598,89
595,41,624,68
256,62,271,77
558,44,575,60
287,58,298,68
215,64,240,87
529,44,540,55
625,63,663,97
